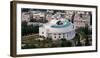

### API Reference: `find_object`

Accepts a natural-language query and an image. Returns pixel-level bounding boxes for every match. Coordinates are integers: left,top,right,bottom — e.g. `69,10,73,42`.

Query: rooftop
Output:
50,19,71,28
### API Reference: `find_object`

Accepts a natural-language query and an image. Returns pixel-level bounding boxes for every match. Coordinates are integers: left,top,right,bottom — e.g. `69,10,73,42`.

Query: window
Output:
67,34,68,37
63,35,65,38
59,33,61,35
54,36,56,38
62,33,64,38
42,32,44,34
59,36,61,38
54,33,56,35
73,25,74,28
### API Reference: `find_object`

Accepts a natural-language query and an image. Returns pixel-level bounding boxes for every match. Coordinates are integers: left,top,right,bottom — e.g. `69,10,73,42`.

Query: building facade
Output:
39,19,76,40
21,12,30,22
73,11,91,29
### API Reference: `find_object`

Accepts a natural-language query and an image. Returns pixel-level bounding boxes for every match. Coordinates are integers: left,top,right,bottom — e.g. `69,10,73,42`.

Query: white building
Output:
21,12,30,22
74,11,91,29
65,10,74,20
30,11,45,20
39,19,76,40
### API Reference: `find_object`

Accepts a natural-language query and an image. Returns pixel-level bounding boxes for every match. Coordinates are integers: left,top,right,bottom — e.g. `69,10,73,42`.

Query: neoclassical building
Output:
39,19,76,40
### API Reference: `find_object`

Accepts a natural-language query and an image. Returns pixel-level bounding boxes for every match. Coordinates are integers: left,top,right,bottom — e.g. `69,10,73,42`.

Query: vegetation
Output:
21,9,92,49
30,18,48,23
60,38,73,47
21,25,92,49
22,35,73,49
75,25,92,46
22,21,39,36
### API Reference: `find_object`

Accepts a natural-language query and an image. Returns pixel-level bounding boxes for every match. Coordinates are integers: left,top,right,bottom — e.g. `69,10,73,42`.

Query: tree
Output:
89,12,92,25
76,41,82,46
61,38,72,47
22,8,30,12
22,21,39,36
73,33,83,46
85,36,90,46
22,44,36,49
71,12,75,23
76,25,92,46
22,21,28,36
73,33,80,46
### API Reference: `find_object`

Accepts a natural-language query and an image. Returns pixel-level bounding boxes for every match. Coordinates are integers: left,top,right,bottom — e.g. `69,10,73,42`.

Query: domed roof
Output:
50,19,71,28
40,19,75,33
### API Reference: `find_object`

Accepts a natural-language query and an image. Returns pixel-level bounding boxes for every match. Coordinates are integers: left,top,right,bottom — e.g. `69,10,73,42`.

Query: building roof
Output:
40,19,75,33
51,19,71,28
